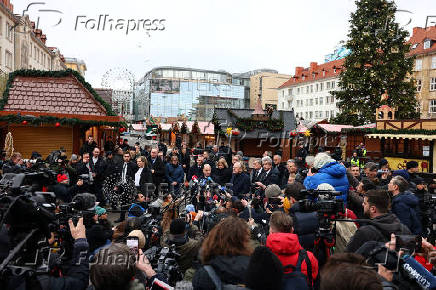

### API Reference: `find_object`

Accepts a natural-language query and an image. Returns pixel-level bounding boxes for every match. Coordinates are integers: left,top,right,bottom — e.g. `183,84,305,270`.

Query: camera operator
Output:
162,212,204,280
3,217,90,290
2,152,24,173
128,193,148,218
346,189,411,253
388,176,423,235
90,243,169,290
266,211,318,288
303,152,349,203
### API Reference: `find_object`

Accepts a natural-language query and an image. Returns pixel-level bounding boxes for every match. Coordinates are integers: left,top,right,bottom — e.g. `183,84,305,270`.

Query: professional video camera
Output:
78,173,93,186
144,245,183,286
298,189,345,215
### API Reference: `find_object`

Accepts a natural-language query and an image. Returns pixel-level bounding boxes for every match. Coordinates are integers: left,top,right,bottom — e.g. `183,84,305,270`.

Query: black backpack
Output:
282,249,313,290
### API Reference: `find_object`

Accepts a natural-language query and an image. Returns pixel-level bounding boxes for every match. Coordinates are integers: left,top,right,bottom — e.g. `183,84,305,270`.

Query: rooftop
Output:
279,58,344,88
407,26,436,56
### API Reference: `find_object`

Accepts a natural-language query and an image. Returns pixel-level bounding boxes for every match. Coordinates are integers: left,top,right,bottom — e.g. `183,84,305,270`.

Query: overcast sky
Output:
13,0,435,88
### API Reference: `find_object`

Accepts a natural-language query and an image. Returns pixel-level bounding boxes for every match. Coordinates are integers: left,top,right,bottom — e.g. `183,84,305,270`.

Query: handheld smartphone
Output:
126,236,139,255
395,235,422,253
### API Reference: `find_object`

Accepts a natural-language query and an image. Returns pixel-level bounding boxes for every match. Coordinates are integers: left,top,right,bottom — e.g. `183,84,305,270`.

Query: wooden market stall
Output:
0,69,123,158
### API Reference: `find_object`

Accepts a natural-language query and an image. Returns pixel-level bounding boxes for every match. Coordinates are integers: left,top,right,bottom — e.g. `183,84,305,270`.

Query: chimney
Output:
295,66,304,75
41,34,47,44
310,62,318,73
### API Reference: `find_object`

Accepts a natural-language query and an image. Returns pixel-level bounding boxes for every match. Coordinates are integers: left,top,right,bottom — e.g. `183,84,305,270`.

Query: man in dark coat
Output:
254,156,280,196
79,136,97,156
90,147,107,205
187,155,205,182
147,147,165,197
346,189,411,252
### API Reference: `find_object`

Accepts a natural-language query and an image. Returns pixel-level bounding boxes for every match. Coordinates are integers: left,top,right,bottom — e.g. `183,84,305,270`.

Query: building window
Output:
316,84,319,92
326,82,330,89
5,50,12,69
326,96,329,104
310,85,313,93
322,70,326,77
431,77,436,91
319,111,323,118
288,100,291,108
306,86,309,94
331,96,335,103
0,16,3,36
5,22,12,41
424,40,431,50
288,88,292,95
331,81,336,89
309,111,313,118
310,99,313,106
297,87,300,94
429,100,436,113
305,112,308,119
326,111,330,118
331,110,335,118
432,56,436,69
416,79,422,92
415,59,423,71
319,97,323,105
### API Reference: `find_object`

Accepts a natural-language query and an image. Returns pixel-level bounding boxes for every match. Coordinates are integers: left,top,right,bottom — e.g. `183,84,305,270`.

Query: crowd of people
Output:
1,136,436,290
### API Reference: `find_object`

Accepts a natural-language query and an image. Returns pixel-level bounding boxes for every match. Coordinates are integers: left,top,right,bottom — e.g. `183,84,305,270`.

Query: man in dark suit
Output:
90,147,107,205
114,152,138,222
187,155,205,182
79,136,97,156
147,147,165,197
254,156,279,197
250,158,263,184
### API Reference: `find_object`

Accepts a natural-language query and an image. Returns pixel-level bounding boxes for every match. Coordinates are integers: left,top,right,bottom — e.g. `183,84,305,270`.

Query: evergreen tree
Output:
332,0,418,125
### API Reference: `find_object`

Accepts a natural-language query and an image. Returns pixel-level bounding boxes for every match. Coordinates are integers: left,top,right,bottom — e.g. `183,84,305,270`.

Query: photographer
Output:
346,190,411,253
162,213,204,279
48,173,85,203
128,193,148,218
90,243,169,290
2,152,24,174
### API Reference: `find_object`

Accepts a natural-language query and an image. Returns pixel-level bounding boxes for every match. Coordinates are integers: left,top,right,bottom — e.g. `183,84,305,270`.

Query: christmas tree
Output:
332,0,418,125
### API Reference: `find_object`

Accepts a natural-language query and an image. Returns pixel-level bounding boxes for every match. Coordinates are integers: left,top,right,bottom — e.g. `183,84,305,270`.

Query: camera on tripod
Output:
144,245,183,286
298,189,345,215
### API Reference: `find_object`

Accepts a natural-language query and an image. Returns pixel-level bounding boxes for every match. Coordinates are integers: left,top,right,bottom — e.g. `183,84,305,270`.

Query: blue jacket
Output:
303,162,349,202
391,191,422,235
230,172,251,195
165,163,184,184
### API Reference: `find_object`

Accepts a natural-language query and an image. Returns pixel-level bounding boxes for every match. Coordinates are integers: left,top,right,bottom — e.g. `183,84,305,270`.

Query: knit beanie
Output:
313,152,335,169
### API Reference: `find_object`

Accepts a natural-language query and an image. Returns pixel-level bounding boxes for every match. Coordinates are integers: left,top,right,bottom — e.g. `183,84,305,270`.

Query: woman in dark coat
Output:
213,158,232,186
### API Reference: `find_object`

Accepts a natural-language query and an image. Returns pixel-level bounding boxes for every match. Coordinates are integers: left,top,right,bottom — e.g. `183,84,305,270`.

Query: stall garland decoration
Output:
341,128,436,135
0,114,127,128
0,69,116,116
227,109,284,132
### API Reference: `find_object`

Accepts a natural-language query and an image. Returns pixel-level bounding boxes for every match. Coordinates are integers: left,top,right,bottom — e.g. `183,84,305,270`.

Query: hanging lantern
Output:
22,120,28,125
231,130,240,136
290,130,298,137
119,127,125,133
55,122,60,127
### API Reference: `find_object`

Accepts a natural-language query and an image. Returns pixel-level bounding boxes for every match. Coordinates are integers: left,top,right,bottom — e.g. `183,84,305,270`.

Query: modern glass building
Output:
135,67,253,121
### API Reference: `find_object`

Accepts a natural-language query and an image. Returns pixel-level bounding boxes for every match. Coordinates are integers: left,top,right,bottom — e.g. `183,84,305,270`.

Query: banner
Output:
385,157,430,173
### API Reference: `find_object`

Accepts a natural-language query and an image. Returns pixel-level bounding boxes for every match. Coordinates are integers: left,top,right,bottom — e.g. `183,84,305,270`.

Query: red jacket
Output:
267,232,318,282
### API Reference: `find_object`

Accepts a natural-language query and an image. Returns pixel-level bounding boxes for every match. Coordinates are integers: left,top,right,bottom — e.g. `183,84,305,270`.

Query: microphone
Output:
192,175,198,183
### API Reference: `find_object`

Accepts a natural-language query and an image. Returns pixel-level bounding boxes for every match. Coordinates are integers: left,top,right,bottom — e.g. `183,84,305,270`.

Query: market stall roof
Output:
160,121,214,135
366,133,436,140
0,69,122,126
315,123,353,133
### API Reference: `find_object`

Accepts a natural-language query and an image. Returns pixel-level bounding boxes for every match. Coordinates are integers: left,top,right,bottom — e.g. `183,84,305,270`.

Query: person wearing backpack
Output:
266,212,319,289
192,216,253,290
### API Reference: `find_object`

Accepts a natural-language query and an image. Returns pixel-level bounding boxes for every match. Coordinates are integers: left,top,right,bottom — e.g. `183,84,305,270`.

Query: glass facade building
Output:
135,67,250,121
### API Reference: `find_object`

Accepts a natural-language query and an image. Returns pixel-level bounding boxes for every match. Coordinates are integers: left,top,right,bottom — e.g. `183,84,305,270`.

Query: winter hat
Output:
265,184,282,198
317,183,335,191
170,218,187,235
245,246,283,290
128,230,146,249
406,161,419,170
70,154,78,161
95,206,106,217
413,176,426,185
378,158,388,169
57,174,68,183
313,152,335,169
185,204,195,213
